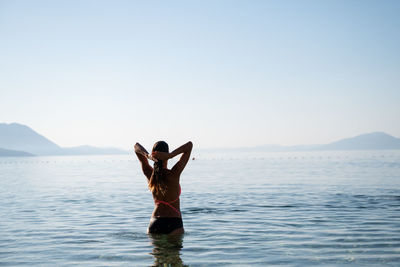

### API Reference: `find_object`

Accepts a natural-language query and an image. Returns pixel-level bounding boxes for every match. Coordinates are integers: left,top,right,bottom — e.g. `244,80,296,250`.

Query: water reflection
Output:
149,233,188,267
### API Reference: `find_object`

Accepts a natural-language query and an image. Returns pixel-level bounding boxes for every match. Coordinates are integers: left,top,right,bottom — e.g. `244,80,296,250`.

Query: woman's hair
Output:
148,141,169,195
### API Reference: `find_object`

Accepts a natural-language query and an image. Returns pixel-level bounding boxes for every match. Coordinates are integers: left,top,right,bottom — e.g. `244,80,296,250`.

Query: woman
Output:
134,141,193,235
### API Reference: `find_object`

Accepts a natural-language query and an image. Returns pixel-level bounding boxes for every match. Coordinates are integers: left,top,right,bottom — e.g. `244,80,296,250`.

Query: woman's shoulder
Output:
165,169,179,183
165,168,176,176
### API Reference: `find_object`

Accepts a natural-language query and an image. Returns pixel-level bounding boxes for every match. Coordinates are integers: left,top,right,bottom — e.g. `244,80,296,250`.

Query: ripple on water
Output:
1,153,400,266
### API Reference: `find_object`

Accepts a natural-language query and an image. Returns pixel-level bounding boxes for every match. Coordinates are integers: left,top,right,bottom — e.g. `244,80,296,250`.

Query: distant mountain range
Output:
205,132,400,152
0,123,128,157
1,122,400,157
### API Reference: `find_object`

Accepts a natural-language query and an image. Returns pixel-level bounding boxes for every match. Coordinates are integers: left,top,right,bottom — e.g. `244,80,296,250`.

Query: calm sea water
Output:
1,150,400,266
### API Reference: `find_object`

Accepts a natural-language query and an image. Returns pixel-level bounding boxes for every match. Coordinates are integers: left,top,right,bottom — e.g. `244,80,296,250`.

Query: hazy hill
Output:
206,132,400,152
0,123,128,156
0,123,63,155
2,122,399,155
318,132,400,150
0,147,34,157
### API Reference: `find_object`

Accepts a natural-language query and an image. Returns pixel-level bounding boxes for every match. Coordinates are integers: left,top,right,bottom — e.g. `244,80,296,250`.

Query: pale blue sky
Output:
1,0,399,149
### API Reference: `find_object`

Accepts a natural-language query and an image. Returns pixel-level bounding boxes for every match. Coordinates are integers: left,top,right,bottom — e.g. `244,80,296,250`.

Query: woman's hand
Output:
134,143,158,161
134,143,147,154
147,153,158,162
152,151,171,161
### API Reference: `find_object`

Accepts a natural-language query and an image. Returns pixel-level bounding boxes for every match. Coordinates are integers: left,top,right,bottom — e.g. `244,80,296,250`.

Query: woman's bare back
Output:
152,170,182,218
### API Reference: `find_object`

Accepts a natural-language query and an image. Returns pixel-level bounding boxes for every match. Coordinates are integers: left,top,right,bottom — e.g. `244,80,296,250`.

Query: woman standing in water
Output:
134,141,193,234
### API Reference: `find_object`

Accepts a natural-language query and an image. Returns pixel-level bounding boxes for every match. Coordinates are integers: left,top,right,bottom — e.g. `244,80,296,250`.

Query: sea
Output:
1,150,399,266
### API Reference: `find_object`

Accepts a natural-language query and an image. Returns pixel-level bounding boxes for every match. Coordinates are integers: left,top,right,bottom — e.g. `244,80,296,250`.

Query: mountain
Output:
0,123,128,156
317,132,400,150
2,122,399,155
206,132,400,152
0,147,34,157
0,123,63,155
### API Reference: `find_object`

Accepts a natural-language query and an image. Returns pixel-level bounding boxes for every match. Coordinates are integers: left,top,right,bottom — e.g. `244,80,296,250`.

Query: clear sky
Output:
1,0,399,149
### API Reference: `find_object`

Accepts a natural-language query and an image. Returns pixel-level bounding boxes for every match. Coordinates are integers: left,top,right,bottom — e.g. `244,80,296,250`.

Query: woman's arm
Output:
134,143,150,158
165,141,193,175
170,141,193,159
134,143,153,179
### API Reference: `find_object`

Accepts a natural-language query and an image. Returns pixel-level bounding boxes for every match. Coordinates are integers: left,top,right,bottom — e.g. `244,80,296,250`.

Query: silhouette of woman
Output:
134,141,193,234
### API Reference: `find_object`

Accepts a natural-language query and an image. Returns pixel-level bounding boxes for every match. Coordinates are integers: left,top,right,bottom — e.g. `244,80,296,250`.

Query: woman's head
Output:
152,141,169,154
149,141,169,195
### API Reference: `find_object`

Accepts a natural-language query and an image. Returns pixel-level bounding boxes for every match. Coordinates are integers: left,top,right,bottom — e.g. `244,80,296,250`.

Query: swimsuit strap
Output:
155,184,181,215
155,200,181,215
170,184,181,203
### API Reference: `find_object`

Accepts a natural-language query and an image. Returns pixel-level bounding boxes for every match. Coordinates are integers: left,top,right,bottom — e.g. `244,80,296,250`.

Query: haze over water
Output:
1,150,399,266
1,0,399,148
